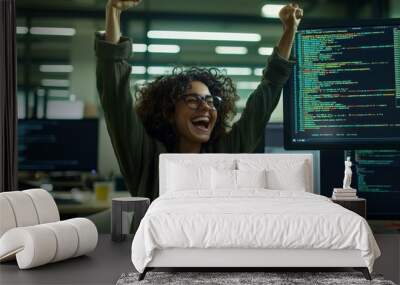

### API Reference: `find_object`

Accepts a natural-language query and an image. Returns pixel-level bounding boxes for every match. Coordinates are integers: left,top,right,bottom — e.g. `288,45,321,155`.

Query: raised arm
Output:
105,0,141,44
95,0,157,196
215,4,302,153
277,3,303,59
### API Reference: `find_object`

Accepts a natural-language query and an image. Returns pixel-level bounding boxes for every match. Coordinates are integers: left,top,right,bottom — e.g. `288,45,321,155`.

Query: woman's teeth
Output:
192,116,210,124
195,124,208,131
191,120,210,132
191,116,210,132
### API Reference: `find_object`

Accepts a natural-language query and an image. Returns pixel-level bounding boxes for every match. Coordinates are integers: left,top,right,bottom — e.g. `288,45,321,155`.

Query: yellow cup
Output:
94,182,112,201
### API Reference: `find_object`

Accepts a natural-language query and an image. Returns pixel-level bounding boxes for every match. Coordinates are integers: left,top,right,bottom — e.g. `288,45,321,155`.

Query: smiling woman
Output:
135,68,237,153
95,0,303,199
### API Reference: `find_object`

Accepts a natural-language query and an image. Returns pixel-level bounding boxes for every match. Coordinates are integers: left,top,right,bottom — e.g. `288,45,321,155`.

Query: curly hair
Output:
134,67,239,151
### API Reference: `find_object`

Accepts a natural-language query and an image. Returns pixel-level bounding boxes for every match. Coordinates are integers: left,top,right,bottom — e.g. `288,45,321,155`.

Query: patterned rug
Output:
116,271,396,285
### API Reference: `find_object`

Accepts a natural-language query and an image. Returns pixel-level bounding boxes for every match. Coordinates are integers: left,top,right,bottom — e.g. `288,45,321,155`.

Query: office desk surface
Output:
0,234,134,285
56,191,130,215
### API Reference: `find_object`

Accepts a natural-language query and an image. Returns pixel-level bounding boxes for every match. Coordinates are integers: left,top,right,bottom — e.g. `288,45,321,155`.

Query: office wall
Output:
16,1,398,178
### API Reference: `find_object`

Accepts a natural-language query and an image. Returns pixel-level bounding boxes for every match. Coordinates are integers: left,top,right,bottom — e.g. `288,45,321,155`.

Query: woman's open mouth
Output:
190,116,210,132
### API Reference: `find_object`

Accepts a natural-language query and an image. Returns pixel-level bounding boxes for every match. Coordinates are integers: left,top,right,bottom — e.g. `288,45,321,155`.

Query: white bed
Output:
131,154,380,280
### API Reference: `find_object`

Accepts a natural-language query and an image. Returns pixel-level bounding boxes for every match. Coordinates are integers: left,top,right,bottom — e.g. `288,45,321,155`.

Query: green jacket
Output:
95,33,294,200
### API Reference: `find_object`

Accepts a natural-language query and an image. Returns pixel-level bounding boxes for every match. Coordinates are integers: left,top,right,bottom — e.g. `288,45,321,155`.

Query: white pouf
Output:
1,191,39,227
0,196,17,237
0,219,98,269
23,188,60,224
0,189,98,269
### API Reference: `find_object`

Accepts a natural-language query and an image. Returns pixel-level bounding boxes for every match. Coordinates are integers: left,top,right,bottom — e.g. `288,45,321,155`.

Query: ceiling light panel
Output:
148,30,261,42
261,4,285,18
237,81,260,90
217,67,252,76
30,27,76,36
17,26,28,34
132,44,147,52
148,44,180,53
39,65,74,73
258,47,274,55
131,66,147,74
215,46,248,55
41,79,70,87
147,66,175,75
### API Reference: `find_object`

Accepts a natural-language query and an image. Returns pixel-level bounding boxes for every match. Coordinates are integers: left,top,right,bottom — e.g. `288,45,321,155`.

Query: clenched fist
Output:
105,0,143,43
279,3,303,31
107,0,142,11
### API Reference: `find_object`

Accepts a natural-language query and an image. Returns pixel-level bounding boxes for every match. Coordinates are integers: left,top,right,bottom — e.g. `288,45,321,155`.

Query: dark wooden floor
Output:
1,233,398,284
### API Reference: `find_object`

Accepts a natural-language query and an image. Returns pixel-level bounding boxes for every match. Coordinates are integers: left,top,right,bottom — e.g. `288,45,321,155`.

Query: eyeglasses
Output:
180,93,222,111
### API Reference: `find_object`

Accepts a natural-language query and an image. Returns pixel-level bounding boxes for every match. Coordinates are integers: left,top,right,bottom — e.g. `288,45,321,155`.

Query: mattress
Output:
131,190,380,273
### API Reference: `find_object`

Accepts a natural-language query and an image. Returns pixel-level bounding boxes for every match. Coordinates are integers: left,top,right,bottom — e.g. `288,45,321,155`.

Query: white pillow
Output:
238,159,308,191
236,169,267,189
167,162,211,191
211,168,236,190
211,168,268,190
266,168,306,191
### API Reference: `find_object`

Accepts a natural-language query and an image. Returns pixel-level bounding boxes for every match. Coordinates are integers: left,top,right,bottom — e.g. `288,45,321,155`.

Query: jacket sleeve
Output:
94,32,155,195
216,47,295,153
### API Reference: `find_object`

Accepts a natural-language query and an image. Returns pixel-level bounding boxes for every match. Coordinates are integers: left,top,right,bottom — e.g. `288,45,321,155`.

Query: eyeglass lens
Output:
183,94,219,110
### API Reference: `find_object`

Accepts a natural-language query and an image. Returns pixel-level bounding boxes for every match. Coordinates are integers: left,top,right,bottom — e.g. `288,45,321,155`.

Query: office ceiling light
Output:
215,46,248,55
148,30,261,42
261,4,285,18
258,47,274,55
39,65,74,73
218,67,252,76
17,26,28,34
148,44,180,53
30,27,76,36
132,44,180,53
134,79,148,85
254,68,264,76
237,81,260,90
131,66,147,74
47,89,70,98
41,79,70,87
132,44,147,52
147,66,175,75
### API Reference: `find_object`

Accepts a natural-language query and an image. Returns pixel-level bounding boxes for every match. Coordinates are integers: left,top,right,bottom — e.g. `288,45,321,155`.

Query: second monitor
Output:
284,19,400,150
18,119,99,172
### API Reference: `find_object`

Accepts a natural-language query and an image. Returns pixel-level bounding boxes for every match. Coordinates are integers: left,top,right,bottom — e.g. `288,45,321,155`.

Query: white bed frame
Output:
140,154,371,280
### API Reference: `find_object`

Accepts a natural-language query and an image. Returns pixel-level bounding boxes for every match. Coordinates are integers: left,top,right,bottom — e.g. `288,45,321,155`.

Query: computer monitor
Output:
284,19,400,150
320,149,400,219
18,119,99,171
351,149,400,219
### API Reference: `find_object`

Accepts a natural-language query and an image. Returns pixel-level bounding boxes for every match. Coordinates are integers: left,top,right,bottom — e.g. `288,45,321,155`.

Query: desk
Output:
54,191,130,216
0,234,134,285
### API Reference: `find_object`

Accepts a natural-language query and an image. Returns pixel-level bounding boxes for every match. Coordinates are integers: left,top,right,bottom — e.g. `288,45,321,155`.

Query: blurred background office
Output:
15,0,400,218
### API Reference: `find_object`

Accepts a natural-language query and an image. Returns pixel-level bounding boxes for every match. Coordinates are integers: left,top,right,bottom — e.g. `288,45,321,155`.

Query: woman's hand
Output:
276,3,303,59
279,3,303,32
107,0,142,11
105,0,142,44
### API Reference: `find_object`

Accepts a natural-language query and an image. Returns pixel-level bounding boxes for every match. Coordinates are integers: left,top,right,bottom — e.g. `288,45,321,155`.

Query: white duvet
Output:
131,190,380,273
